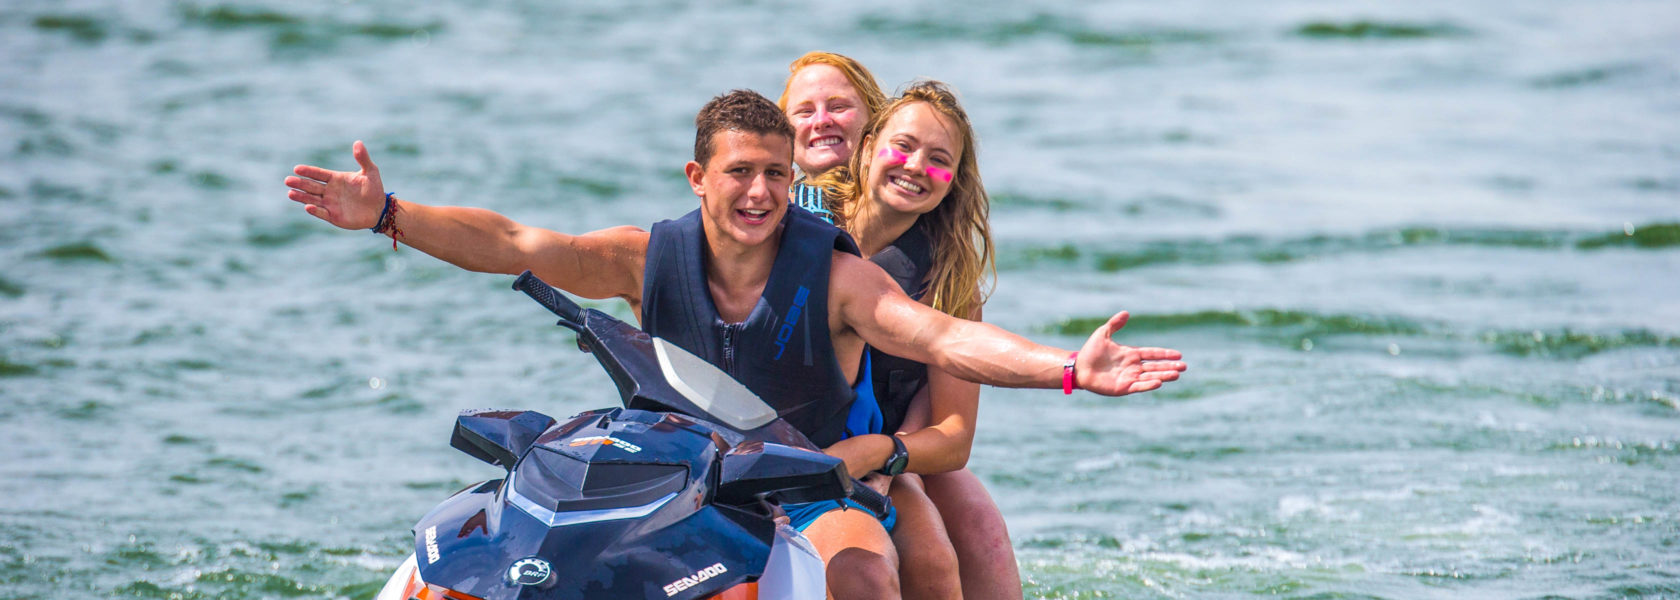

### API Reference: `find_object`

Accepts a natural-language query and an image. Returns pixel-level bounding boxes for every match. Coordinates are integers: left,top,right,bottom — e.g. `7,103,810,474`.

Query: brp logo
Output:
507,557,553,587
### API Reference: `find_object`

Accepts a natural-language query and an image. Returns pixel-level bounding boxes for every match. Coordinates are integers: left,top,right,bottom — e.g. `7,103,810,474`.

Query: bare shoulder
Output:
828,249,954,364
830,250,898,299
830,249,889,280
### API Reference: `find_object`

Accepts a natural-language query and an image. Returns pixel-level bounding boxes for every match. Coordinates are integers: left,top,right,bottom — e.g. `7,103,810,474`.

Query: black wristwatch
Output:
875,434,909,476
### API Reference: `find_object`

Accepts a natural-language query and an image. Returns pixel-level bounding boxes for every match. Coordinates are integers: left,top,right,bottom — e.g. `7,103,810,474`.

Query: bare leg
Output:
803,506,902,600
889,473,962,600
924,469,1022,600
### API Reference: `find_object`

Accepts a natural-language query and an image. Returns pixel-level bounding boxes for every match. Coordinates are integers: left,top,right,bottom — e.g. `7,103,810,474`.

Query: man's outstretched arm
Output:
831,252,1186,396
284,141,646,301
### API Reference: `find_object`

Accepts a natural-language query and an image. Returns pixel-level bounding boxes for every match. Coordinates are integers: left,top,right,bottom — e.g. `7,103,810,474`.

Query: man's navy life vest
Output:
641,208,863,448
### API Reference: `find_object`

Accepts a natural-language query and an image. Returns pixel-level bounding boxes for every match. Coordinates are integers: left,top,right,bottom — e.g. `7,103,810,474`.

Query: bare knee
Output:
828,548,900,600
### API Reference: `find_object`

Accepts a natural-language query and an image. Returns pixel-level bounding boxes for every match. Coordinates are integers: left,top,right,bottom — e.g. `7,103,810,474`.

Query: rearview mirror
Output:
450,409,558,470
714,441,849,507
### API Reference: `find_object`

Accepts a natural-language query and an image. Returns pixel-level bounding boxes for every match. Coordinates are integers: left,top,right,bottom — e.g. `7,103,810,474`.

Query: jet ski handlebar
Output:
846,479,891,519
513,270,584,325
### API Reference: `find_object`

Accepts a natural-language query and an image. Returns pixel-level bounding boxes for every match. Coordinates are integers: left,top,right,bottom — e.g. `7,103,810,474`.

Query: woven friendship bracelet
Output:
370,192,403,250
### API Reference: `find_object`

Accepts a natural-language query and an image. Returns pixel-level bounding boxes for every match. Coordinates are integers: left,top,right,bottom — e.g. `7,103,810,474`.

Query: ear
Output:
858,133,878,178
685,161,705,198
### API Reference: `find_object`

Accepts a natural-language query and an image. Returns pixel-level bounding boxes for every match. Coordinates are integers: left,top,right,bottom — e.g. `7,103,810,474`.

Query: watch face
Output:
881,435,909,475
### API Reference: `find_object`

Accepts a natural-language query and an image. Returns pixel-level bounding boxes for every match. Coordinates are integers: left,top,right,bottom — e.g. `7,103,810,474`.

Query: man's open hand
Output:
1075,311,1188,396
285,140,387,230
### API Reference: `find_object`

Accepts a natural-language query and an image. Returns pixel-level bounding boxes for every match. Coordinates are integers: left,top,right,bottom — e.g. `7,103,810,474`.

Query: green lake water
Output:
3,1,1676,598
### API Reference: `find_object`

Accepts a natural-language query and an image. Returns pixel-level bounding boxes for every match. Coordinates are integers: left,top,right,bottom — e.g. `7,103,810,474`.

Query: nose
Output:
904,150,926,173
812,107,836,130
747,171,773,202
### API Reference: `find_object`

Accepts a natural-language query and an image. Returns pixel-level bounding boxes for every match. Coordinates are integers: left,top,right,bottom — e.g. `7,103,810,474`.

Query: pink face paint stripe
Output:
926,167,953,183
877,147,908,164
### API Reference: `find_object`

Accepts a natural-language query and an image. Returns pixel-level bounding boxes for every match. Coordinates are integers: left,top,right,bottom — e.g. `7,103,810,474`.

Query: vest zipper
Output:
720,323,740,373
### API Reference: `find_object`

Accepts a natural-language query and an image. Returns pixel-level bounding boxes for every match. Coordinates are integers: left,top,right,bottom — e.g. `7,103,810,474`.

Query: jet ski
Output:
372,271,886,600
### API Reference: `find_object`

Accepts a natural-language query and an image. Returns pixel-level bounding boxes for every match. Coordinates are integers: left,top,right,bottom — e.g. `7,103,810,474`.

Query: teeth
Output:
890,177,923,194
810,137,841,148
743,210,768,217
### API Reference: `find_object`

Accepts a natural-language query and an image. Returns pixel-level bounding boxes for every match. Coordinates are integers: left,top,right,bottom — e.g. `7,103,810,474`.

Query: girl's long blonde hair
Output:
811,80,995,320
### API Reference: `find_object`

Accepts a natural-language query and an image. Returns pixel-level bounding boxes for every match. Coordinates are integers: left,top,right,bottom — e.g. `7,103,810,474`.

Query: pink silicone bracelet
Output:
1062,352,1078,395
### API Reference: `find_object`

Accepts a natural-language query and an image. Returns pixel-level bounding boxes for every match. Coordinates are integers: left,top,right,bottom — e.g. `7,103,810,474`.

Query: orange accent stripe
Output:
398,571,423,600
418,583,486,600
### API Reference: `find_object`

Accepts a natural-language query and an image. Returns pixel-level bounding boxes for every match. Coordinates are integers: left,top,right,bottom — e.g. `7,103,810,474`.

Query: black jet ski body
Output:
373,272,866,600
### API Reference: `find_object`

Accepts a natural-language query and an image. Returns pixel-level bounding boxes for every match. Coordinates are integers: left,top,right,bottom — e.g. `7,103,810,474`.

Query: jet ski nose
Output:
507,447,689,525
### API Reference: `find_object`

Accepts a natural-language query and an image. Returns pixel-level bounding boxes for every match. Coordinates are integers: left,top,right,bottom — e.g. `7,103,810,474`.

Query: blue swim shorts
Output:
783,498,898,533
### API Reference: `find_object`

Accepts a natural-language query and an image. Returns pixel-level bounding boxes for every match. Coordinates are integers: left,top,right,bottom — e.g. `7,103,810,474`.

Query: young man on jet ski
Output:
284,89,1186,599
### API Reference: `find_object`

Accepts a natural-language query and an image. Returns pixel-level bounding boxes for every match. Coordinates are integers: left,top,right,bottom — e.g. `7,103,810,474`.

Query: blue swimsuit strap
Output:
791,181,833,223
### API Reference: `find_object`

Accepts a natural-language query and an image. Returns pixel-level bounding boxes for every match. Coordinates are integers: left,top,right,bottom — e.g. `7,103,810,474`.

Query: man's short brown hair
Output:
694,89,795,166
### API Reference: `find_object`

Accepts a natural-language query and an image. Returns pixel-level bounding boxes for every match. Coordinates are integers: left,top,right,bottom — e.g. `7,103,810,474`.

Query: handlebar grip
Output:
513,271,584,323
847,478,892,521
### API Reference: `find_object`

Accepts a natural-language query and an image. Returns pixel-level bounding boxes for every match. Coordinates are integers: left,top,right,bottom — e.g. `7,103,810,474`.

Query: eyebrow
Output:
725,159,792,170
792,95,856,107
